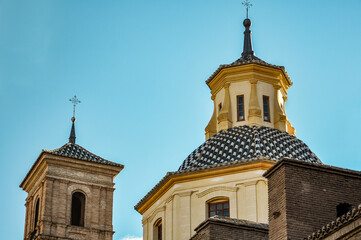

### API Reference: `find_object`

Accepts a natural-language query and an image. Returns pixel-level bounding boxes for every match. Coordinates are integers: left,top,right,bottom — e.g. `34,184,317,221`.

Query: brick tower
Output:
20,105,124,240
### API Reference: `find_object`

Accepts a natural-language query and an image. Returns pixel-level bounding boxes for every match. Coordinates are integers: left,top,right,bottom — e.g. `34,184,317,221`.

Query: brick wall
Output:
265,159,361,240
267,165,287,239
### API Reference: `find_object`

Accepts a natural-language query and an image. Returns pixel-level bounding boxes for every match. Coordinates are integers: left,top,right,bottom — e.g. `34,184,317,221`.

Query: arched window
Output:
337,203,352,218
71,192,85,227
34,198,40,230
153,218,162,240
208,197,230,217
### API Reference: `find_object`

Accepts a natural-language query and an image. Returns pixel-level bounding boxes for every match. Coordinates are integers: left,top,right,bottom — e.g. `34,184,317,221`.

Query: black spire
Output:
242,18,255,57
69,117,76,144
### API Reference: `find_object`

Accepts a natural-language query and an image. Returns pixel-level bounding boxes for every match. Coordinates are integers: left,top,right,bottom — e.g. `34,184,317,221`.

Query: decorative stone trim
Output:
149,206,165,223
197,186,238,198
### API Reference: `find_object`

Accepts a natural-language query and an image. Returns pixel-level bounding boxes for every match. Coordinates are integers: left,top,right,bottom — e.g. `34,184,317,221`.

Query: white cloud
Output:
120,236,142,240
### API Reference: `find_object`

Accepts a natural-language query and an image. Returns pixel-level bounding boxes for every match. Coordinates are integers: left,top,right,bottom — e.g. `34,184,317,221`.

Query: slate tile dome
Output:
178,125,321,171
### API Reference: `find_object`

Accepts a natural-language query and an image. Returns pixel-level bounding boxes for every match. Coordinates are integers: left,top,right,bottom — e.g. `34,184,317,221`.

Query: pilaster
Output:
217,83,232,131
273,84,286,131
205,95,217,140
256,180,268,223
248,79,262,125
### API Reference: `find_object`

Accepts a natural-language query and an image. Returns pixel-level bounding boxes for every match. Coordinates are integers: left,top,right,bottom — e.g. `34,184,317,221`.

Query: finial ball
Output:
243,18,252,27
71,117,76,123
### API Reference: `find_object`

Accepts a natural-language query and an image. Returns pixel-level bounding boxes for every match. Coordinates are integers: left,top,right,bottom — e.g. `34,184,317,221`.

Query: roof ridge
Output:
42,142,71,153
305,203,361,240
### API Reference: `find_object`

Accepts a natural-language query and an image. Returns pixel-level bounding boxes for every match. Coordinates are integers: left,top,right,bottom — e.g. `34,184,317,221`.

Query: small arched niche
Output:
207,196,230,218
34,198,40,230
71,191,86,227
153,218,162,240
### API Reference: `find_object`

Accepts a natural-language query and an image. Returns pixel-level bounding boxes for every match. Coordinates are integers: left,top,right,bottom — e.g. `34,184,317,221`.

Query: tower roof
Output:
206,18,291,86
179,125,321,171
43,143,123,167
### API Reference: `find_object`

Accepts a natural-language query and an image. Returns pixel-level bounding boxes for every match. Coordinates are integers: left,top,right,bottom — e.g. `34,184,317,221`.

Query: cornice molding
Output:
208,64,291,96
136,160,274,214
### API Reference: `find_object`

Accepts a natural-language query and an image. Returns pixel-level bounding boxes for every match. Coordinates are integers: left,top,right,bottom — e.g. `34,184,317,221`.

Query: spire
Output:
69,117,76,144
241,0,254,58
242,18,254,57
68,95,81,144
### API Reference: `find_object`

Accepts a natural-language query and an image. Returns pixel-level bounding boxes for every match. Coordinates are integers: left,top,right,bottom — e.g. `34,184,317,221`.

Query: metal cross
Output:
242,0,253,18
69,95,81,118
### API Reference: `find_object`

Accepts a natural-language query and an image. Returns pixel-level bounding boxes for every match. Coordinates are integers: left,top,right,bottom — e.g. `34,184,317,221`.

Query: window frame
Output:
154,218,162,240
263,95,271,122
236,95,245,121
208,199,230,218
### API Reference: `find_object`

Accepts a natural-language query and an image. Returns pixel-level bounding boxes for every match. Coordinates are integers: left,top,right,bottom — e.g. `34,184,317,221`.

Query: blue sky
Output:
1,0,361,239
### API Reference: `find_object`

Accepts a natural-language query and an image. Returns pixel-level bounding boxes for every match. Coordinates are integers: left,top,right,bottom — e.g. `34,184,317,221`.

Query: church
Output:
19,5,361,240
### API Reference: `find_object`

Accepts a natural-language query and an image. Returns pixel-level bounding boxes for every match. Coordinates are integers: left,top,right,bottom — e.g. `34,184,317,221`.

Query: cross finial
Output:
242,0,253,19
69,95,81,120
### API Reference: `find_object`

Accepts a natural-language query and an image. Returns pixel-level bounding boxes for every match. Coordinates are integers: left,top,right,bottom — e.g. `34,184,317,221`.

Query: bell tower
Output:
20,97,124,240
205,17,295,140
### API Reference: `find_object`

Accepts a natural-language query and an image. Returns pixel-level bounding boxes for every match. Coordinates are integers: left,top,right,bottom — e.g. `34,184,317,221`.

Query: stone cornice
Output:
20,152,122,192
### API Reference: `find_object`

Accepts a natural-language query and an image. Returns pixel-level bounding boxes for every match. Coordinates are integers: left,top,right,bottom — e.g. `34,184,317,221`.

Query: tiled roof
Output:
43,143,123,167
190,216,268,239
305,204,361,240
203,216,269,230
205,55,291,85
179,125,321,171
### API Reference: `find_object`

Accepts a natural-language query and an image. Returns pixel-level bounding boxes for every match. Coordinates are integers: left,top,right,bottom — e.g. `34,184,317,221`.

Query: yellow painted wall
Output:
228,81,251,127
205,64,294,138
213,80,286,130
141,169,269,240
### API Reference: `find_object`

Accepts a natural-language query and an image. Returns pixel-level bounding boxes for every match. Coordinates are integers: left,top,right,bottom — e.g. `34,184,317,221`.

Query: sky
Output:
1,0,361,239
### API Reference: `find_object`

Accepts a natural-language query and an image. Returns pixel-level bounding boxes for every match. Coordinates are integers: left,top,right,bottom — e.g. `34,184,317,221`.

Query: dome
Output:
179,125,321,171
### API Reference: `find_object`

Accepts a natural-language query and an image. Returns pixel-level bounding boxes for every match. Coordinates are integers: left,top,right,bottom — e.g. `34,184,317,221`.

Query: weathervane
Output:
69,95,81,120
242,0,253,19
